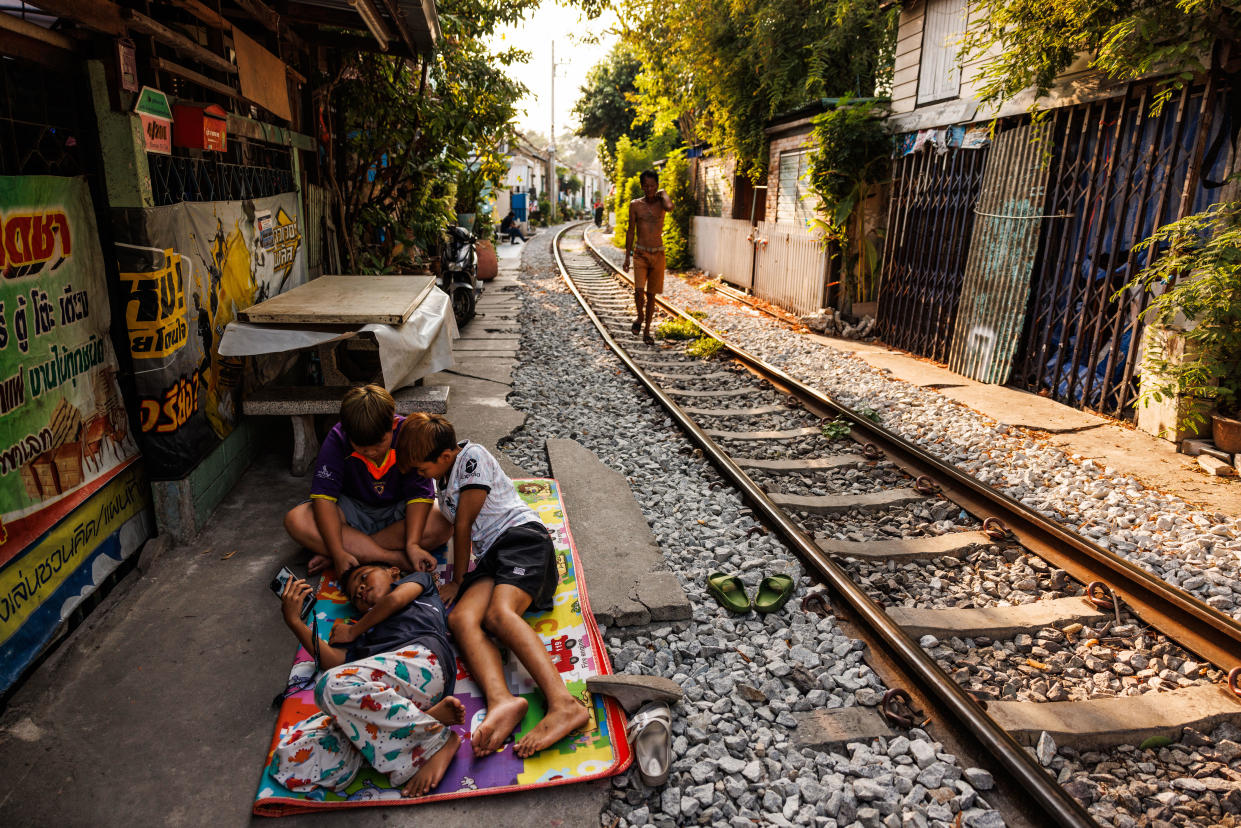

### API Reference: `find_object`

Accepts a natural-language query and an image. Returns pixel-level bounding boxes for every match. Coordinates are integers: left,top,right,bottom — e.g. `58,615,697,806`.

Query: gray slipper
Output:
586,674,682,715
627,701,672,786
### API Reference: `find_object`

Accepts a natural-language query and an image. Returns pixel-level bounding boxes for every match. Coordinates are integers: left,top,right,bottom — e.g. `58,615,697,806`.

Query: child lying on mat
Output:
283,385,452,576
272,565,463,797
398,414,591,758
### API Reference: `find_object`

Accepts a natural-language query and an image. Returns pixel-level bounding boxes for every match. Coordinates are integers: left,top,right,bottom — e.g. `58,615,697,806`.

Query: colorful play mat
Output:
253,478,632,816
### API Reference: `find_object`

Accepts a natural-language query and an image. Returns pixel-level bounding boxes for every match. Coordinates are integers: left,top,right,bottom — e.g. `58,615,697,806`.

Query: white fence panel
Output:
692,216,756,290
752,220,827,316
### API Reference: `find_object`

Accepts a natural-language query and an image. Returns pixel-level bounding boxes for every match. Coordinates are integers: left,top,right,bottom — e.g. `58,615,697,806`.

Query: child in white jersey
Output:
396,414,590,759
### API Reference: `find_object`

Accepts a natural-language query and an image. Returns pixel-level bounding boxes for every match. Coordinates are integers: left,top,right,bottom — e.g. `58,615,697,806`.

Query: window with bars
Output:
775,150,816,227
147,144,294,206
916,0,966,105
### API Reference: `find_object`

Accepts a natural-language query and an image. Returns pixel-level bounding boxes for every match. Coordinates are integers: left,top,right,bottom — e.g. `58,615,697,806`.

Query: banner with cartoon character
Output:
0,175,151,693
112,192,306,480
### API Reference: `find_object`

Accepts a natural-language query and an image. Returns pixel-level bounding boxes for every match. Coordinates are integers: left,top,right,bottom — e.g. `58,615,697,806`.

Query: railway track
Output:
554,222,1241,827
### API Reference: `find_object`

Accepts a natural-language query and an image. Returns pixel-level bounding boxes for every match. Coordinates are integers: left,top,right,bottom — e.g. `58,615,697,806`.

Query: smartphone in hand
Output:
271,566,314,621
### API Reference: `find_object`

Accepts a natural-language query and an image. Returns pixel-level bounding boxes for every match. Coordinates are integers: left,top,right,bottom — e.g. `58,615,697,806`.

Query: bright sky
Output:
489,1,620,139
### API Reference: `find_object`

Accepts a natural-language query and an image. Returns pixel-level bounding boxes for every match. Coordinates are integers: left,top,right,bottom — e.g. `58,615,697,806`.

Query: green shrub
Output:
661,150,693,270
656,317,700,340
611,174,643,248
686,336,723,359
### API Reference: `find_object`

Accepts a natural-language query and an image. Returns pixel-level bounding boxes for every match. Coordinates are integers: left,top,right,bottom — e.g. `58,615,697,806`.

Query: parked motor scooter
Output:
439,224,483,327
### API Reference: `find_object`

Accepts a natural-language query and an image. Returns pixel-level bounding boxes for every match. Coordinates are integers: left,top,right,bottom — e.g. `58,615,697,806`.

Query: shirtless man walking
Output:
624,169,674,345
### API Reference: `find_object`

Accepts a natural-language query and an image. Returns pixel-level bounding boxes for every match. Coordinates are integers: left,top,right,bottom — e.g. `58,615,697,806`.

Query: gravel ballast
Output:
499,228,1005,828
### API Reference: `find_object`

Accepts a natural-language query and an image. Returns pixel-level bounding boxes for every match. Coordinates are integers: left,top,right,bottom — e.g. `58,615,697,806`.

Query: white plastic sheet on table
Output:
219,286,459,390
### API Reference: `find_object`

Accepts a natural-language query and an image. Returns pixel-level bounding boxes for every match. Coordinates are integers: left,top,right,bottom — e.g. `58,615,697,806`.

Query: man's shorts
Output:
336,494,405,536
459,521,557,611
633,248,666,294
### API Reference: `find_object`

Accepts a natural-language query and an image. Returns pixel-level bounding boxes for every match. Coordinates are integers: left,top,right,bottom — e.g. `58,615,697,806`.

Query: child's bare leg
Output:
484,585,590,758
420,505,453,550
449,580,528,757
284,503,407,570
425,696,465,725
401,731,460,798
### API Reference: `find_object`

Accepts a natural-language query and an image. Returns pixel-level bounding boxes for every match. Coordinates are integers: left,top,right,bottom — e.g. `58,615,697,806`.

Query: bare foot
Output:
631,319,641,334
470,695,528,757
307,554,330,574
426,696,465,726
514,697,591,758
401,731,460,797
643,334,655,346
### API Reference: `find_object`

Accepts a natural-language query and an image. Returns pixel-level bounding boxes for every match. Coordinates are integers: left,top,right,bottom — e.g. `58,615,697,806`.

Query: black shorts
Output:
459,522,557,611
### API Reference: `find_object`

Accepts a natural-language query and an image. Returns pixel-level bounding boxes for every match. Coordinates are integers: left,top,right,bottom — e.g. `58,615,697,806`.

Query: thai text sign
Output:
0,175,149,693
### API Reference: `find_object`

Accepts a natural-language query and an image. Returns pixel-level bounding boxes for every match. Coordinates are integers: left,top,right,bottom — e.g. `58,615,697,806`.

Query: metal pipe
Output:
558,223,1097,828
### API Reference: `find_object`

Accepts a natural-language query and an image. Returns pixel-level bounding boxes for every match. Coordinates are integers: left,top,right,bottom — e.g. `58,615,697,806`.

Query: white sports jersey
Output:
437,441,538,556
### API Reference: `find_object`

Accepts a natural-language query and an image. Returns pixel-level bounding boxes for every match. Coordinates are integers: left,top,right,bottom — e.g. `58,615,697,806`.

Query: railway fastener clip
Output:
1229,668,1241,700
881,688,929,729
861,442,884,460
981,517,1011,541
914,475,941,495
801,591,831,617
1086,580,1124,626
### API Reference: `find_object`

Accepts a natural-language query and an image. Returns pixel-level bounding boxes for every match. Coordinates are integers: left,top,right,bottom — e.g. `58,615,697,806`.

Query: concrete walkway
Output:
0,235,624,827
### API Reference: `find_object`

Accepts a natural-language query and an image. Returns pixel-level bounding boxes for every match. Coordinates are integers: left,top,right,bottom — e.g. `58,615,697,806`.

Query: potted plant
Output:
1121,201,1241,451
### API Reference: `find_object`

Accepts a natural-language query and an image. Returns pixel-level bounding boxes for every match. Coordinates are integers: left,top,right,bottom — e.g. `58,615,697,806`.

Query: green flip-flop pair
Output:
706,571,796,614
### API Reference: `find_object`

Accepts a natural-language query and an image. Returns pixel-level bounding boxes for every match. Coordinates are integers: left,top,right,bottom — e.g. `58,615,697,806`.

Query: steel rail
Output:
579,223,1241,676
554,223,1097,828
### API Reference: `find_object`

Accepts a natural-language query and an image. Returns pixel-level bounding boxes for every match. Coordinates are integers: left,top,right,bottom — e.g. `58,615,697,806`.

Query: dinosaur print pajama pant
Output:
271,646,451,791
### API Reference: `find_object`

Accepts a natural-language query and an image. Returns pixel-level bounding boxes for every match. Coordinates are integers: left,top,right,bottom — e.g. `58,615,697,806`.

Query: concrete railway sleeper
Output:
556,223,1241,827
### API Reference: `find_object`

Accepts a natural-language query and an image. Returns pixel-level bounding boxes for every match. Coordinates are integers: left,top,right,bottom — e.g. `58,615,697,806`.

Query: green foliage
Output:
612,174,643,248
959,0,1241,111
857,406,882,423
821,418,852,440
686,336,723,359
700,278,720,292
616,0,897,177
1119,201,1241,428
573,45,652,180
656,317,702,340
661,150,693,270
806,99,891,308
325,0,533,270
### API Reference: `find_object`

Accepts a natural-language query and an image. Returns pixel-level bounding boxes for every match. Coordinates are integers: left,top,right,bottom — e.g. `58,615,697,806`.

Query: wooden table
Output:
233,274,449,474
239,275,436,325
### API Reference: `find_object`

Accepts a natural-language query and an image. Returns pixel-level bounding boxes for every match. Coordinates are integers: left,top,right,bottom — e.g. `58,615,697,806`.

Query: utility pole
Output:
549,40,556,223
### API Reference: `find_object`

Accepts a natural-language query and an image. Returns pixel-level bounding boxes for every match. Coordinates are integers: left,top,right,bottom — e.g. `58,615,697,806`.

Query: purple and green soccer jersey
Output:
309,417,433,509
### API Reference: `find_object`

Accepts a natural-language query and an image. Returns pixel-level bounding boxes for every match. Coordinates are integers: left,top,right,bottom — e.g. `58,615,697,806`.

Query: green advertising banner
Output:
0,175,150,693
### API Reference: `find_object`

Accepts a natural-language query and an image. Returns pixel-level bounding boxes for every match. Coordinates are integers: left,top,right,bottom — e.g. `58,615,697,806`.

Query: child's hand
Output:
406,544,437,573
329,619,356,645
438,580,461,606
280,577,313,626
331,550,360,574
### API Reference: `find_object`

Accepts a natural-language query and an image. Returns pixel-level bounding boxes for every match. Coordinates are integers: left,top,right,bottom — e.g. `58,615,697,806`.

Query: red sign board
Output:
173,103,228,152
140,113,172,154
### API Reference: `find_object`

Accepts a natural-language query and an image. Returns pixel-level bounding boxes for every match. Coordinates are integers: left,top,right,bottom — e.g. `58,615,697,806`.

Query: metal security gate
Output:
148,142,295,206
947,123,1051,383
1012,78,1233,417
877,146,989,362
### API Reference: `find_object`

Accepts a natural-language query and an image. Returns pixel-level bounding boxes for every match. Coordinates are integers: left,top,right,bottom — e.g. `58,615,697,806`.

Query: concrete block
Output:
887,597,1107,639
1183,438,1233,463
815,530,993,561
793,707,896,749
1199,455,1238,477
988,684,1241,750
546,438,691,627
770,487,923,514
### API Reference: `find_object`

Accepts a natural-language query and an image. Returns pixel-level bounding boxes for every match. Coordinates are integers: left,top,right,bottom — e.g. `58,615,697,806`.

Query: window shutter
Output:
917,0,966,105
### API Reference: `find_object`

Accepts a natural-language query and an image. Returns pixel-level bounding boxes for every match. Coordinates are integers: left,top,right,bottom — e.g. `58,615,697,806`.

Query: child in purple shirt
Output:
284,385,451,574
